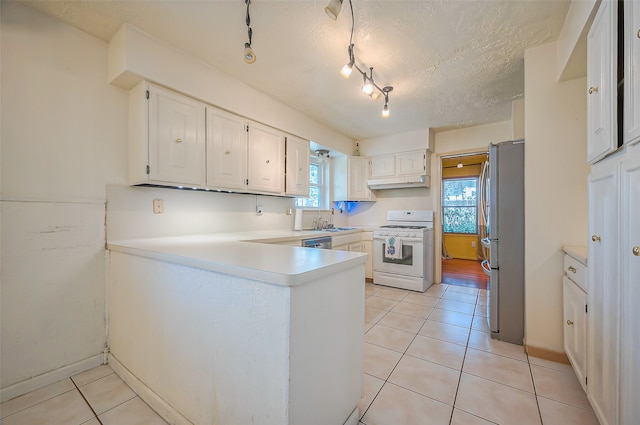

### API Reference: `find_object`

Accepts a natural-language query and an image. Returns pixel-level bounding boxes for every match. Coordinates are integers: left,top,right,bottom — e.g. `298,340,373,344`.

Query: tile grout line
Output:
526,353,545,425
71,379,104,425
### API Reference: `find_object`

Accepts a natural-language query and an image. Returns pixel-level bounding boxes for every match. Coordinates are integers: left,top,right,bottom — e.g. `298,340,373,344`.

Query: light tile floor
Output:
0,365,167,425
1,282,600,425
359,282,601,425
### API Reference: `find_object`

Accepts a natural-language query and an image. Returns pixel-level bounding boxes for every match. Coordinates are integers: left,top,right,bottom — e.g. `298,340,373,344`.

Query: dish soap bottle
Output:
353,142,360,156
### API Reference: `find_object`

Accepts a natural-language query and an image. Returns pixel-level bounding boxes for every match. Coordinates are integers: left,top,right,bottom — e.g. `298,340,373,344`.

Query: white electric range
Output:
372,210,434,292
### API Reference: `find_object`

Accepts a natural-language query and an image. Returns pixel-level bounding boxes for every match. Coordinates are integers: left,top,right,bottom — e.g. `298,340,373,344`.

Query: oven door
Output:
373,236,424,277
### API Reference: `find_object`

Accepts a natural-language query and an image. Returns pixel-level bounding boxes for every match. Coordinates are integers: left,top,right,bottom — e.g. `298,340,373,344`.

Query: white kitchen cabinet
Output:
206,106,248,191
333,243,349,251
370,154,395,179
619,145,640,425
362,232,373,280
348,241,364,253
623,0,640,146
129,81,206,187
587,152,621,425
587,0,618,164
285,135,310,196
396,150,428,176
333,156,374,202
562,273,587,393
247,122,285,194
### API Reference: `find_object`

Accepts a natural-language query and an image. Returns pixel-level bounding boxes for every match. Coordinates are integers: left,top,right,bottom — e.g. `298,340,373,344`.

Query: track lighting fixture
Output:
243,0,256,64
325,0,393,119
324,0,343,20
457,157,464,168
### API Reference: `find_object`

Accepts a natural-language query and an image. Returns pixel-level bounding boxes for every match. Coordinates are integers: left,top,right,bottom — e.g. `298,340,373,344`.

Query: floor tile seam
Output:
366,322,418,338
358,374,385,421
426,317,473,329
414,332,469,348
94,393,139,418
400,352,465,373
379,379,457,409
73,372,116,389
465,346,530,364
528,362,576,376
446,325,472,425
440,296,478,305
71,378,103,425
526,354,545,425
0,384,78,421
458,368,536,394
452,407,500,424
535,394,596,412
433,305,477,315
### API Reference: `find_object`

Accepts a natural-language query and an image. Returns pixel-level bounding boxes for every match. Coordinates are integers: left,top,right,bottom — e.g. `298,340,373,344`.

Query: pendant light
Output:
243,0,256,64
324,0,343,20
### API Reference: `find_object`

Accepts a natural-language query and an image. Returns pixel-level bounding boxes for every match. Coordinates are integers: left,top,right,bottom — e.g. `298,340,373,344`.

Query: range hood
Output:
367,174,430,190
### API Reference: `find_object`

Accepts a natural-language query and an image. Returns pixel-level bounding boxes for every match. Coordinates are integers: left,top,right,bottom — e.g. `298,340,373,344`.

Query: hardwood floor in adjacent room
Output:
441,258,488,290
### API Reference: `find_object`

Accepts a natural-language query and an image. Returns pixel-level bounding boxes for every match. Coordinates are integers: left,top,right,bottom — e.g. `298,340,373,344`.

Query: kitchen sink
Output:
321,227,356,232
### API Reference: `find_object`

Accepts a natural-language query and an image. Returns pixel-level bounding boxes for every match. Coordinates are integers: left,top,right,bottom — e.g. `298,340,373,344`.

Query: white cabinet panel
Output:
563,276,587,392
396,150,426,176
587,0,618,164
247,122,285,194
285,135,310,196
619,146,640,425
624,0,640,146
147,83,206,186
206,107,248,190
370,155,395,178
333,156,374,202
587,157,620,425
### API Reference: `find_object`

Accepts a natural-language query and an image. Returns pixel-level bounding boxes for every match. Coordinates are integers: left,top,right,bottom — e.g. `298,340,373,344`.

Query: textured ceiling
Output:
19,0,571,140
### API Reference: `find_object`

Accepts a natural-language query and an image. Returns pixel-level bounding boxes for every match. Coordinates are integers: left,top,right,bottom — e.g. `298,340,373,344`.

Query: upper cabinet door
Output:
206,107,248,191
370,154,395,178
624,0,640,146
148,84,206,186
396,150,427,176
285,135,310,196
587,0,618,164
247,122,285,194
349,157,372,200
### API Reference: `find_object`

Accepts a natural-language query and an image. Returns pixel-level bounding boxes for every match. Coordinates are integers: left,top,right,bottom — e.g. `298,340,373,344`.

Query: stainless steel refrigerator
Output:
482,140,525,345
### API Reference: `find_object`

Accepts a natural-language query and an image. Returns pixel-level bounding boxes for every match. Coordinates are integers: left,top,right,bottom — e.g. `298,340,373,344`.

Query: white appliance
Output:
373,210,434,292
480,140,525,345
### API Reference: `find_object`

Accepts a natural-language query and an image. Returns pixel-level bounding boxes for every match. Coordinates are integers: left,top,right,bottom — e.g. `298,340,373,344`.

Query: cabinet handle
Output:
633,246,640,256
588,87,599,94
225,150,231,155
568,266,577,273
176,138,183,144
592,234,601,242
638,29,640,38
567,320,574,326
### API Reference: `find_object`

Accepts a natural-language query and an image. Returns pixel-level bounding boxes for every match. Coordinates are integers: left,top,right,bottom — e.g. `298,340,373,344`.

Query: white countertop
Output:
108,229,369,287
563,245,588,265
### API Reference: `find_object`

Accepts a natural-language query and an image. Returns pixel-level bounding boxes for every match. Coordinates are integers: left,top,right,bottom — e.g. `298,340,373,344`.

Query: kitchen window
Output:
442,177,478,234
296,155,328,209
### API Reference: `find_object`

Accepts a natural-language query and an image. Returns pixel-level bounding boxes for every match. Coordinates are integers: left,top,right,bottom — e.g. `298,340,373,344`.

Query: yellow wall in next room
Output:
444,234,478,260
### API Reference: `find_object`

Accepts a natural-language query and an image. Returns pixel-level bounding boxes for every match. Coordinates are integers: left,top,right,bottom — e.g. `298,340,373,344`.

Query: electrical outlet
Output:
256,205,263,215
471,241,476,248
153,199,164,214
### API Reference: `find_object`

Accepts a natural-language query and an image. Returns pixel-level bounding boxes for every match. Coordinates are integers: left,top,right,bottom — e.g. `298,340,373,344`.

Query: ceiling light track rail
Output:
325,0,393,118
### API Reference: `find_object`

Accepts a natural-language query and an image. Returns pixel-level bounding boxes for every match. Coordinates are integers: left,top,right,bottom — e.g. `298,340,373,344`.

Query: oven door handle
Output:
373,237,424,242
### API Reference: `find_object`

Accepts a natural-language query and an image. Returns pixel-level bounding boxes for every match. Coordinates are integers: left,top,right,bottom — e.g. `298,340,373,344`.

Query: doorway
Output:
440,153,489,289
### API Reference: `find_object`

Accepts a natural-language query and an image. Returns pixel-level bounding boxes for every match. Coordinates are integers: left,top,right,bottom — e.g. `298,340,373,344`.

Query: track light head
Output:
324,0,343,20
244,43,256,64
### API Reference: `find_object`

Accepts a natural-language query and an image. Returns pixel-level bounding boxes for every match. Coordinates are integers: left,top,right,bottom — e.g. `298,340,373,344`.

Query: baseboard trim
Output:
108,354,193,425
525,345,570,364
0,354,104,403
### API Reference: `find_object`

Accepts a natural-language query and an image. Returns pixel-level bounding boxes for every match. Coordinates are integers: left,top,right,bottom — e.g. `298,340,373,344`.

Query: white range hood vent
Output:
367,175,430,190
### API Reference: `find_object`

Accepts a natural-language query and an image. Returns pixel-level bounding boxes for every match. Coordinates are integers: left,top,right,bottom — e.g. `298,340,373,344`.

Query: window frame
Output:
441,176,479,235
295,155,329,210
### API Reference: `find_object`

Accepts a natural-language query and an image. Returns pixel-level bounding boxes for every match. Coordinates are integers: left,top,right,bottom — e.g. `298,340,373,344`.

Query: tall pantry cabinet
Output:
586,1,640,425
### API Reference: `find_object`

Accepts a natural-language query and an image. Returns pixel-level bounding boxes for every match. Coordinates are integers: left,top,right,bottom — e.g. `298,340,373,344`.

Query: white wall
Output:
0,1,127,396
524,42,589,353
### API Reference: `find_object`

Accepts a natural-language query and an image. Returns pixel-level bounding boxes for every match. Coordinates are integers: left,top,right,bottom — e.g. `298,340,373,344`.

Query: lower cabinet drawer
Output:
563,254,587,292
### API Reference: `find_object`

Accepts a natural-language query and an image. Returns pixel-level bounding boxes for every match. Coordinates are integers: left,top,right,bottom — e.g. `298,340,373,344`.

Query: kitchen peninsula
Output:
107,232,366,425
